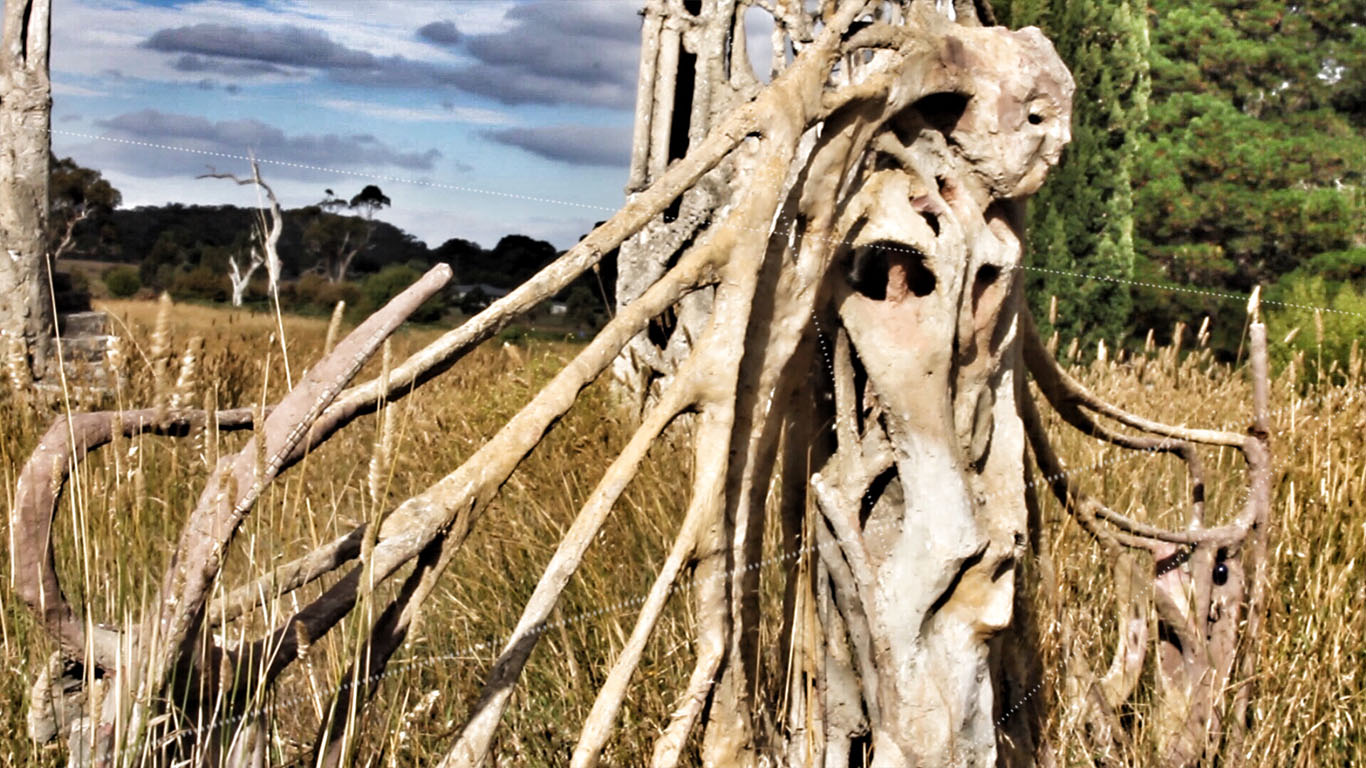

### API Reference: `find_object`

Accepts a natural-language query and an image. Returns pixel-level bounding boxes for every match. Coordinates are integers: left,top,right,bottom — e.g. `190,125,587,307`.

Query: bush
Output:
103,265,141,298
284,272,362,315
170,265,229,303
1268,273,1366,384
359,264,447,323
458,286,490,315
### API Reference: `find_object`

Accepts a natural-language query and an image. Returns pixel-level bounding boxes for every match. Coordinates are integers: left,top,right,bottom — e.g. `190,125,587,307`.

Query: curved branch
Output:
11,406,256,668
1021,308,1248,449
210,525,366,627
246,243,715,698
146,265,453,707
1020,392,1163,554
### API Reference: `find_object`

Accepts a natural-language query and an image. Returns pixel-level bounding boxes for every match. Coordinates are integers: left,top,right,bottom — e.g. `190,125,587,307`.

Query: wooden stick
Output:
11,406,256,668
442,371,699,767
1021,308,1248,449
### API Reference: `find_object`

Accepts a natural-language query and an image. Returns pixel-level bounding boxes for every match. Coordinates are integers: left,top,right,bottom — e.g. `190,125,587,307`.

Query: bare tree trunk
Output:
202,159,283,300
0,0,53,382
227,252,262,307
49,206,84,261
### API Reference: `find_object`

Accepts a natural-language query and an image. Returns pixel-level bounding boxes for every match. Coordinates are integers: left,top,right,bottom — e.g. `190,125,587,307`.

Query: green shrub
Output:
285,272,362,315
1268,273,1366,384
103,265,141,298
359,264,447,323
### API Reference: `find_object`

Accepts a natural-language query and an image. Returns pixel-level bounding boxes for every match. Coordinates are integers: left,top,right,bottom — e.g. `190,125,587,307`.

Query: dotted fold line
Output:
52,129,1365,322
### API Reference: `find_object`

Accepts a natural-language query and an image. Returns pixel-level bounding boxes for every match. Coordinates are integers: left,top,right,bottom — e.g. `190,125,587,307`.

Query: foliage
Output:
51,270,92,313
458,285,491,315
281,272,362,315
102,265,141,298
306,185,395,282
1132,1,1366,354
48,155,121,261
447,234,558,288
563,284,606,329
347,184,391,217
359,264,448,323
996,2,1366,358
1267,273,1366,383
170,264,229,303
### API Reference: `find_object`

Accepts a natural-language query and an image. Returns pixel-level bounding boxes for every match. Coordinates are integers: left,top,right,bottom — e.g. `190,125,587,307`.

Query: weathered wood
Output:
0,0,54,380
11,3,1276,766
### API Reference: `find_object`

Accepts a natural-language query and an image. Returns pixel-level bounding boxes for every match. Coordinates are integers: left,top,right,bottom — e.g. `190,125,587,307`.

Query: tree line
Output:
51,0,1366,361
52,156,614,329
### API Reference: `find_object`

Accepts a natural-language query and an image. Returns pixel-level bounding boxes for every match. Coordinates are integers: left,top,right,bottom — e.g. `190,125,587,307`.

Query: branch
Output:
1020,392,1164,555
312,534,447,768
1227,320,1275,764
651,526,728,768
199,160,283,287
143,265,451,713
210,525,366,627
49,206,86,261
561,509,698,768
11,407,256,668
1021,307,1248,449
445,369,699,766
244,245,712,700
812,518,881,725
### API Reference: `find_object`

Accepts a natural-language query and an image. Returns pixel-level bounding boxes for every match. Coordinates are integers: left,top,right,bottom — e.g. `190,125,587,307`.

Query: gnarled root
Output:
1020,306,1273,766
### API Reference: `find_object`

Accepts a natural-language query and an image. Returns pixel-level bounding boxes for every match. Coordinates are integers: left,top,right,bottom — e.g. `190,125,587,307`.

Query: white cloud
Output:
319,98,513,126
48,0,638,250
52,81,103,97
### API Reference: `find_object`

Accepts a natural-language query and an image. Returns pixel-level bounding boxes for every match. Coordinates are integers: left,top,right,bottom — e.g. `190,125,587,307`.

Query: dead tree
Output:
12,2,1273,766
226,248,263,307
201,159,284,305
0,0,53,382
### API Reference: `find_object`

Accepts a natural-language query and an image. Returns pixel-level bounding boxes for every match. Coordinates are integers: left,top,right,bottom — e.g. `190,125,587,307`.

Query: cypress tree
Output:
999,0,1151,352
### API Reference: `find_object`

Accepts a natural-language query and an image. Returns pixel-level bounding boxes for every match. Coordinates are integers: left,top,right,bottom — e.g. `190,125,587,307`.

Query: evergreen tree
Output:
1134,1,1366,354
999,0,1151,352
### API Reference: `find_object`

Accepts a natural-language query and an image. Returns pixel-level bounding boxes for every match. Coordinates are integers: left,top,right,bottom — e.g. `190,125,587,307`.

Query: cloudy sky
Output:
50,0,658,249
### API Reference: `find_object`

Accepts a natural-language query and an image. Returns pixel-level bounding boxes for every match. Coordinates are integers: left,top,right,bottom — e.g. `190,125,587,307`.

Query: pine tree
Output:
999,0,1151,352
1134,1,1366,355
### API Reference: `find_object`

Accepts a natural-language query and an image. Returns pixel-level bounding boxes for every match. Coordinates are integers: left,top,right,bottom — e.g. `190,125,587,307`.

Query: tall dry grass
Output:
1031,332,1366,765
0,298,1361,765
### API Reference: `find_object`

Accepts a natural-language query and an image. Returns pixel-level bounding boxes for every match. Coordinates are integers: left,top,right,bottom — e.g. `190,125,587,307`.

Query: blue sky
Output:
50,0,657,249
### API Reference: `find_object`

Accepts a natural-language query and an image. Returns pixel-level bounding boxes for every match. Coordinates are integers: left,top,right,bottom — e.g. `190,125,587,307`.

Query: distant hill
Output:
65,201,610,294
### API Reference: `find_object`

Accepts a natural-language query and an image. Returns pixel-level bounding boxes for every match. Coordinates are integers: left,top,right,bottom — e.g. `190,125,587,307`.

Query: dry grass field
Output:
1,297,1362,766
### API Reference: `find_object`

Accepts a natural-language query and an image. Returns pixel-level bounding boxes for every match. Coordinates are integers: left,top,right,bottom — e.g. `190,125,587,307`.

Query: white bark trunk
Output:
227,251,262,307
0,0,53,381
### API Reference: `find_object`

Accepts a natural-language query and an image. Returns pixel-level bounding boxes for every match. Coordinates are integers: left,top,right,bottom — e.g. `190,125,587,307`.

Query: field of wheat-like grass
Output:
1,298,1361,766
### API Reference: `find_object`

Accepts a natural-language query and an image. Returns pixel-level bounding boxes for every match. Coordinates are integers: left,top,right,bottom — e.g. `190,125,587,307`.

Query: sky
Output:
49,0,667,250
